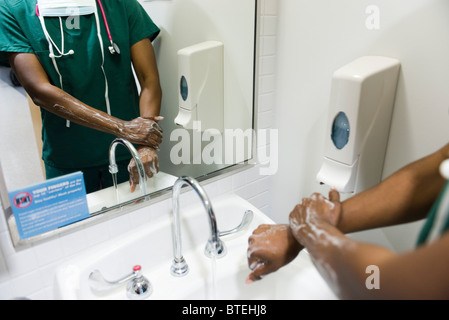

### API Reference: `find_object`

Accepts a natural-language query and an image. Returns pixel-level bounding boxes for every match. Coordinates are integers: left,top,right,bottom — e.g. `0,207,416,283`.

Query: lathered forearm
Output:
289,204,396,299
293,216,449,299
9,52,162,148
31,84,162,147
35,84,123,134
308,225,396,300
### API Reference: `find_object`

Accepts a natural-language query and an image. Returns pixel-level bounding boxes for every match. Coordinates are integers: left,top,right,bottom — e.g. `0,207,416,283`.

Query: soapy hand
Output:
120,116,163,149
246,190,343,284
288,189,342,246
128,146,159,193
246,224,302,284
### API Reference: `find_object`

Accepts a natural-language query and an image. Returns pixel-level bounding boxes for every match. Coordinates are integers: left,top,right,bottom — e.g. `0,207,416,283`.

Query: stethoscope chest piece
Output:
109,41,121,55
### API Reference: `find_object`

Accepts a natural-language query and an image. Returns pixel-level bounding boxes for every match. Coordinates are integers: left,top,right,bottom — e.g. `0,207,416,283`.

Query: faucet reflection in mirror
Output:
109,138,147,202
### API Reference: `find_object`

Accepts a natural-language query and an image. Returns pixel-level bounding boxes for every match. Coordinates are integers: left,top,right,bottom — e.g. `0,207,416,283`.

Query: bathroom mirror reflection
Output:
0,0,257,245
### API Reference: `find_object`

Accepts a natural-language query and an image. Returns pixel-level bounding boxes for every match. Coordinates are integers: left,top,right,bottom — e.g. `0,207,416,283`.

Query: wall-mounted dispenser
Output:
316,56,401,193
175,41,224,132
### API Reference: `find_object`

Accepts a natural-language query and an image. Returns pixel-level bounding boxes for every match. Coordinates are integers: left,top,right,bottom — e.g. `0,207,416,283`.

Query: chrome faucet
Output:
109,138,147,196
170,176,226,277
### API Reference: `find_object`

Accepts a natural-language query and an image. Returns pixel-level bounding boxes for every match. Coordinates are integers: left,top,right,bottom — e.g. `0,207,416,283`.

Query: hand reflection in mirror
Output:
128,145,160,193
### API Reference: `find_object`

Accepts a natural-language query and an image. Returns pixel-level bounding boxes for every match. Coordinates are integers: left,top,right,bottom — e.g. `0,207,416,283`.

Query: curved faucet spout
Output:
171,176,226,277
109,138,147,196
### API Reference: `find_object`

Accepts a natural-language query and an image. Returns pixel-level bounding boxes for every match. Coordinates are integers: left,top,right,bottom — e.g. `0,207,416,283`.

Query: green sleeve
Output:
125,0,160,46
0,1,34,66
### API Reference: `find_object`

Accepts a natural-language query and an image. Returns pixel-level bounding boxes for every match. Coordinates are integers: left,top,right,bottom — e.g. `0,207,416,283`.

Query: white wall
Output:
271,0,449,252
0,69,44,191
142,0,256,178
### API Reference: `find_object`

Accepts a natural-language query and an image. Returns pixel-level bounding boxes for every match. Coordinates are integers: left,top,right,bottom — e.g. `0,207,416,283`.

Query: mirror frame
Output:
0,0,261,249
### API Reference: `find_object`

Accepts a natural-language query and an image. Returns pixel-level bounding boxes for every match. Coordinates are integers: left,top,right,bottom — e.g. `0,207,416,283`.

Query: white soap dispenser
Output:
175,41,224,132
316,56,401,193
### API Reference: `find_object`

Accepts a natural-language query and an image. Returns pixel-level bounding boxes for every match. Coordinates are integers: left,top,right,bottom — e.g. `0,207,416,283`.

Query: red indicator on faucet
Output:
133,265,141,272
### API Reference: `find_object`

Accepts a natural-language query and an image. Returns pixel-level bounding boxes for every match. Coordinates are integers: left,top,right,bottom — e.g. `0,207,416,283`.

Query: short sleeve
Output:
0,1,34,66
125,0,160,46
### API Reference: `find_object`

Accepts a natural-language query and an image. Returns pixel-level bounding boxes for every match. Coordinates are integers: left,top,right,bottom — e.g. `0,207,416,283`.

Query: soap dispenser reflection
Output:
175,41,224,132
316,56,401,194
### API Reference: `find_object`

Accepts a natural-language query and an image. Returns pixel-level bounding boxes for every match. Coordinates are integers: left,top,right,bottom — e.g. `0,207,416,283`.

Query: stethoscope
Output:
95,0,120,55
36,0,120,57
36,0,116,126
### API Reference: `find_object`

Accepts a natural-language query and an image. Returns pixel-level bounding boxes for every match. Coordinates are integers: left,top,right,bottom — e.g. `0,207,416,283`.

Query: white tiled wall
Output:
0,0,278,300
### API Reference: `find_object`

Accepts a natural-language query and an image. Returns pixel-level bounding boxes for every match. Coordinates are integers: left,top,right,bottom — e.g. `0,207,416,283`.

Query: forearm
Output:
139,82,161,119
299,220,449,299
297,221,396,299
9,52,126,136
338,144,449,233
288,190,449,299
31,82,127,136
9,52,162,148
132,38,162,120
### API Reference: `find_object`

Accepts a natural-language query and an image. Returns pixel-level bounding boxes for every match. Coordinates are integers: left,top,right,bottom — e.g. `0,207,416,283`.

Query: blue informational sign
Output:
9,172,90,240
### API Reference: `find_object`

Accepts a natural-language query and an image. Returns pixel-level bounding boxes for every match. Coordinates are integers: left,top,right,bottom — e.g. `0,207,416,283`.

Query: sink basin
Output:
54,193,337,300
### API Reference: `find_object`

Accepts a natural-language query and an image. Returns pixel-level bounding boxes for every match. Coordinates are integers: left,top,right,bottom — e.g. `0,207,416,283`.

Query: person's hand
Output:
246,224,302,284
128,146,159,193
120,116,163,149
288,189,342,246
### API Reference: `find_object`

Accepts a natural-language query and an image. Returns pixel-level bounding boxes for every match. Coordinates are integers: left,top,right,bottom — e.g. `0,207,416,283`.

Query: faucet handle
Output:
218,210,254,237
126,265,152,300
89,265,152,300
88,269,134,292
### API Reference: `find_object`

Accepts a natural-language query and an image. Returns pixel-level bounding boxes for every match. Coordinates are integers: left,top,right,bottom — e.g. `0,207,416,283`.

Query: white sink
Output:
54,194,337,300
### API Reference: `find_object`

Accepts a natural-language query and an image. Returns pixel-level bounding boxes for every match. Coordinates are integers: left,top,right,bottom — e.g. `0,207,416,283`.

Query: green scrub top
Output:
0,0,160,169
417,181,449,246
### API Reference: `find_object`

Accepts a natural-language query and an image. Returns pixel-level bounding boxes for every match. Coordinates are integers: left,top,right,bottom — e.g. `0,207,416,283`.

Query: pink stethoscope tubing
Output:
95,0,113,45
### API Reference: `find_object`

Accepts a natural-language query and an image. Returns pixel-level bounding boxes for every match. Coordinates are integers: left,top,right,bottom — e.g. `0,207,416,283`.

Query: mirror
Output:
0,0,257,246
